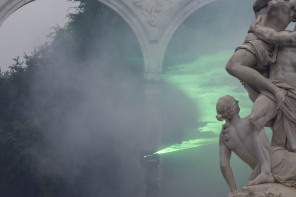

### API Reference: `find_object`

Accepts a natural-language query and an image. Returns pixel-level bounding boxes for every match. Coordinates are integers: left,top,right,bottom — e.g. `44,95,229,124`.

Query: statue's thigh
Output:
230,49,258,67
250,94,277,129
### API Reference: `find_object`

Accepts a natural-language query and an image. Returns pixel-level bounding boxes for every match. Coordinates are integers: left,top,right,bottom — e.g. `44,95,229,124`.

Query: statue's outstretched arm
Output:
219,135,237,193
251,24,296,47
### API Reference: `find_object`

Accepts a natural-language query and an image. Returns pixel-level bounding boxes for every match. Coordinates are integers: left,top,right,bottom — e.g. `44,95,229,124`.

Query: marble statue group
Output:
217,0,296,196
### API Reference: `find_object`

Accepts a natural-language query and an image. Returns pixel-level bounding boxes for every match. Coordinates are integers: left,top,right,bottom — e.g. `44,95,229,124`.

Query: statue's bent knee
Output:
226,59,236,75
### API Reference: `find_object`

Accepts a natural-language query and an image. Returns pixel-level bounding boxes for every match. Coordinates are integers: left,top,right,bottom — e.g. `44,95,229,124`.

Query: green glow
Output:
154,138,217,155
154,138,218,155
155,51,254,154
162,51,253,135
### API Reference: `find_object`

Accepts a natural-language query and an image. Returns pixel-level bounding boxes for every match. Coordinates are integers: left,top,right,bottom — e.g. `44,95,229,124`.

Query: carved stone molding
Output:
0,0,35,26
132,0,177,28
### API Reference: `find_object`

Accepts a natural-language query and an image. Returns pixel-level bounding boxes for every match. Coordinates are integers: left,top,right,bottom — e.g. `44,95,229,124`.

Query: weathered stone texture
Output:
233,183,296,197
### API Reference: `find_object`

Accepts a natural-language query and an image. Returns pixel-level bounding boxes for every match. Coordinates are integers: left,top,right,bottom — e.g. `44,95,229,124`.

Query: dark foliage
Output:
0,1,143,196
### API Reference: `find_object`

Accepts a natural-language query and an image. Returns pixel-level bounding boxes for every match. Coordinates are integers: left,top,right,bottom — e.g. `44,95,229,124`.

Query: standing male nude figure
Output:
250,19,296,152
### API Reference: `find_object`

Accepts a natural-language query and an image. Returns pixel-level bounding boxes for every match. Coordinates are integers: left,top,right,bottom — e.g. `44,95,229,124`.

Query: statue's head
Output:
267,0,296,22
216,95,240,121
253,0,271,13
289,0,296,22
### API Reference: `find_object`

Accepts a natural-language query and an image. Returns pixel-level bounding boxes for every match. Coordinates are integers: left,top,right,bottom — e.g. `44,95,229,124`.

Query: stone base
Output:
232,183,296,197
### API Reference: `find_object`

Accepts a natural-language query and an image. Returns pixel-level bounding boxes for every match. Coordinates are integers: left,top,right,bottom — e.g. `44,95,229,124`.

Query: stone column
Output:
142,79,163,196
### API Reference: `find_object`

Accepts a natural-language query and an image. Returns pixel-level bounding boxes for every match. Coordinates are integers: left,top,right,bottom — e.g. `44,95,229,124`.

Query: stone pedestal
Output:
232,183,296,197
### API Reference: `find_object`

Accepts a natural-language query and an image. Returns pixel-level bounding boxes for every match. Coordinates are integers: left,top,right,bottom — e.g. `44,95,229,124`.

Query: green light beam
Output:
150,51,253,157
154,138,218,155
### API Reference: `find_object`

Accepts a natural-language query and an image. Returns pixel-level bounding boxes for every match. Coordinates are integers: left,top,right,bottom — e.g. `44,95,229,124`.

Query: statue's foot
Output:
276,89,287,110
248,167,260,182
247,173,274,186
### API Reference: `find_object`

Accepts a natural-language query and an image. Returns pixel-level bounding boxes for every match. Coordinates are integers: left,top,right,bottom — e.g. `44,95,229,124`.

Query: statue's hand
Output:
250,15,262,33
250,22,258,33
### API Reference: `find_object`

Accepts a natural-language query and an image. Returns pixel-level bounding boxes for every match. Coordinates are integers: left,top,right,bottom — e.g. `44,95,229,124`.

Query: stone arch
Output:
0,0,35,26
97,0,215,80
0,0,215,80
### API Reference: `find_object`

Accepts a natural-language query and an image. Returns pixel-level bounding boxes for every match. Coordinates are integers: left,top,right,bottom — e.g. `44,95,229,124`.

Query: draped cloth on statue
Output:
263,81,296,152
271,146,296,187
236,39,278,70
